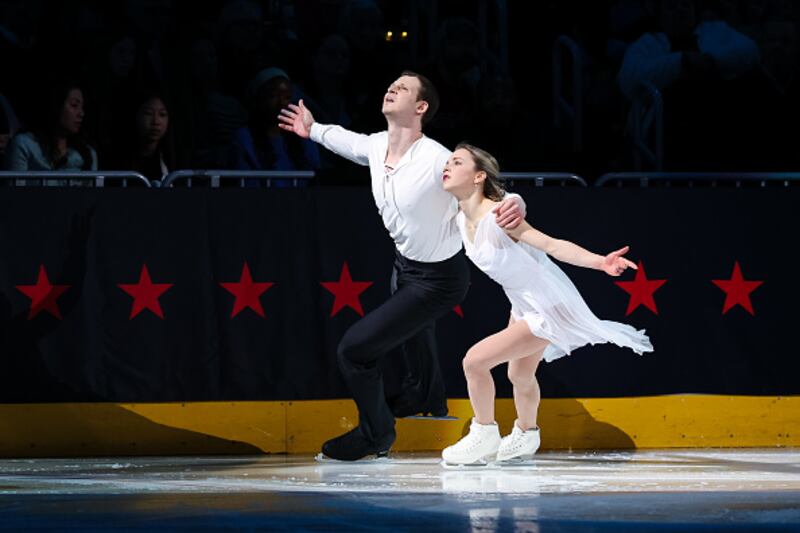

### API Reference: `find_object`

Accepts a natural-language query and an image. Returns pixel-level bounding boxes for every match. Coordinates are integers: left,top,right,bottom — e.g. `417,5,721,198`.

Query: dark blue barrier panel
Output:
0,188,794,402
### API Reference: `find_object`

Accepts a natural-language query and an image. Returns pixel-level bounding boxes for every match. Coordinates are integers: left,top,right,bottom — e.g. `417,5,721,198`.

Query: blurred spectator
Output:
469,74,534,172
616,0,774,170
0,0,44,127
301,33,352,126
336,0,394,132
296,33,357,171
182,36,248,168
421,16,492,148
107,90,174,184
760,19,798,95
124,0,174,89
0,93,21,159
618,0,760,100
83,28,140,161
756,17,800,168
3,80,97,185
227,67,320,186
216,0,275,102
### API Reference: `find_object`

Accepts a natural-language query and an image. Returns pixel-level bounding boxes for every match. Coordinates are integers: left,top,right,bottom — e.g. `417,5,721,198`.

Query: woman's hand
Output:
602,246,638,276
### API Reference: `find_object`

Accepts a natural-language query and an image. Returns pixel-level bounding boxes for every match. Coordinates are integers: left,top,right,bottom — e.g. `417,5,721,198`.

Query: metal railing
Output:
552,35,583,152
161,170,315,188
6,170,797,190
595,172,800,188
630,81,663,171
0,171,151,188
501,172,587,187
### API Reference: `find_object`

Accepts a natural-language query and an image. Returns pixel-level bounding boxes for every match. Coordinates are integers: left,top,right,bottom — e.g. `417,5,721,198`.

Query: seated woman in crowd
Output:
107,91,174,184
4,80,97,186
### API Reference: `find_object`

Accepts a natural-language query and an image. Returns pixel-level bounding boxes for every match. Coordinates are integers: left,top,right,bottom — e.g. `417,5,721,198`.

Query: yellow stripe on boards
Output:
0,396,797,458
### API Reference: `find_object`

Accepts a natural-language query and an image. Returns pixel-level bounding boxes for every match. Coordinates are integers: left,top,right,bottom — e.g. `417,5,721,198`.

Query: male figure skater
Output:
279,71,524,460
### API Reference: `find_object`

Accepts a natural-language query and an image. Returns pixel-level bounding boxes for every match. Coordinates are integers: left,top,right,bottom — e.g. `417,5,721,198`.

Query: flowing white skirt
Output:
460,210,653,362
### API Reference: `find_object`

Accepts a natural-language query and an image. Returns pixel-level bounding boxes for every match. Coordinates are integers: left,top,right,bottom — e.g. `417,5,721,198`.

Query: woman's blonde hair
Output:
454,142,505,201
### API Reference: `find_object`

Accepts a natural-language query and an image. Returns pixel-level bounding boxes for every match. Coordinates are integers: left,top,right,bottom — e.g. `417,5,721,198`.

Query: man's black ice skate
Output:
318,426,396,461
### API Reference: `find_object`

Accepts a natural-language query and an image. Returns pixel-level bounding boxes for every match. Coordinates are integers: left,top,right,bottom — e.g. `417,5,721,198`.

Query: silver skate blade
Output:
489,457,537,468
314,452,391,464
439,459,493,469
402,414,459,420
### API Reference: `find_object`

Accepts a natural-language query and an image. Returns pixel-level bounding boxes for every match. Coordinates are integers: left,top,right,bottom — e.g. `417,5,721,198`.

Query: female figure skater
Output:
440,144,653,466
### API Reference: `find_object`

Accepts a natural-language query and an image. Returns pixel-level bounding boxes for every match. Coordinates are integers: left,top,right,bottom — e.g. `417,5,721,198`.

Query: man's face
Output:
382,75,423,118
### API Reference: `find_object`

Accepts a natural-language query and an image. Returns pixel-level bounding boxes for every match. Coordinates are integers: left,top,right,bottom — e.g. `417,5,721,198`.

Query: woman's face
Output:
442,148,480,194
59,88,85,135
136,97,169,144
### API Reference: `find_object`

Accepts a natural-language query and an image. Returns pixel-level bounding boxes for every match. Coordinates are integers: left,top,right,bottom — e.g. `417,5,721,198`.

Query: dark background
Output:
2,0,798,181
0,188,791,402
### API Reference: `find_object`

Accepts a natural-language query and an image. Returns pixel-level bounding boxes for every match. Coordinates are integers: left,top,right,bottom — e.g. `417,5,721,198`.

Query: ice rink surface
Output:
1,449,799,531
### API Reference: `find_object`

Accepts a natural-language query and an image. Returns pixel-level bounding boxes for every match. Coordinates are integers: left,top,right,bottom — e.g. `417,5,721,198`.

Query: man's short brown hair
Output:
401,70,439,126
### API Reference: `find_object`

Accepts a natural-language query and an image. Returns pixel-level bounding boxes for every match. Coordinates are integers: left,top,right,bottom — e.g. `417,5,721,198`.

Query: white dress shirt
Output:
311,122,465,262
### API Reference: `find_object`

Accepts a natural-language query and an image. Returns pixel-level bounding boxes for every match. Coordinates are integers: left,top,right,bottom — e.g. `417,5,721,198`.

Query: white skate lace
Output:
452,430,485,453
501,426,533,454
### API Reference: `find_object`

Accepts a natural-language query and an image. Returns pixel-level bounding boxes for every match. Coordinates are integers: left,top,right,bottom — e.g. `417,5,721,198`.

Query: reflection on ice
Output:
1,449,800,495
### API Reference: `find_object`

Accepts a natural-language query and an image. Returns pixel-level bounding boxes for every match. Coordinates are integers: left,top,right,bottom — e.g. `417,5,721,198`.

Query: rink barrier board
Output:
1,395,797,457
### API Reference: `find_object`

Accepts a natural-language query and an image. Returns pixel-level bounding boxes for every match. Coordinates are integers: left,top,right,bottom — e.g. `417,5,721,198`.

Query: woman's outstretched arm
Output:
506,221,637,276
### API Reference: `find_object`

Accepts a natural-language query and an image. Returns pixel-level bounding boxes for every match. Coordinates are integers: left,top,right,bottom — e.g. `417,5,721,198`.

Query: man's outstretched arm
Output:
279,100,372,166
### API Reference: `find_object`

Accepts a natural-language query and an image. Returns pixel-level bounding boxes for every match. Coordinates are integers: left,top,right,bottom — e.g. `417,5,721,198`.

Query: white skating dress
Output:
457,209,653,362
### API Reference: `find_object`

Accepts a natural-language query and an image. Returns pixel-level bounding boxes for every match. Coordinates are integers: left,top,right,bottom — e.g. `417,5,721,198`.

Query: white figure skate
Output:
494,421,540,466
441,419,501,467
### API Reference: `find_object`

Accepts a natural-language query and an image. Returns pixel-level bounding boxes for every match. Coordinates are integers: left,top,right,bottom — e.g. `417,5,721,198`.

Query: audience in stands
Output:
1,0,798,183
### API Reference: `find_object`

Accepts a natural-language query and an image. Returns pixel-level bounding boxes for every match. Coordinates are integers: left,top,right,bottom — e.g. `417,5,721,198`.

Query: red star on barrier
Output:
15,265,70,320
614,261,667,316
220,262,274,318
712,261,763,315
321,262,373,317
118,264,173,319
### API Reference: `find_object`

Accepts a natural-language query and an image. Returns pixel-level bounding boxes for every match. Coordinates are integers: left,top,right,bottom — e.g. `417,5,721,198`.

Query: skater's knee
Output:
337,328,371,364
507,367,536,390
337,331,359,361
462,348,491,378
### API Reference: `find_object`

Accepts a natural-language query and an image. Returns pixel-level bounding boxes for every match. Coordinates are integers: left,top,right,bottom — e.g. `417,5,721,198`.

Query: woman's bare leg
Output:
463,319,549,425
508,349,545,431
